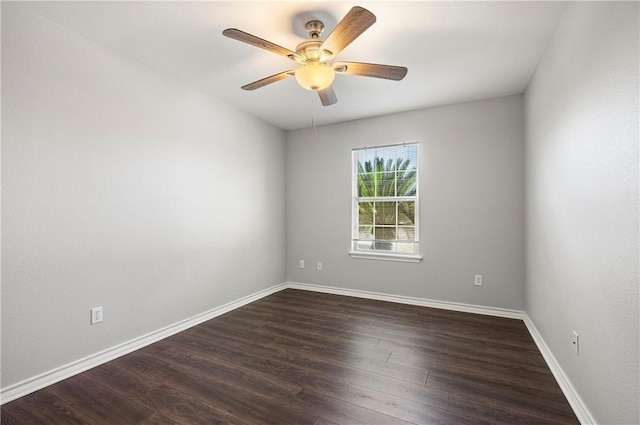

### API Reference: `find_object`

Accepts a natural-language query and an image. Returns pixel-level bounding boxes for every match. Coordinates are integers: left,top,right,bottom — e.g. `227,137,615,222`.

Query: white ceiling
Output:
24,1,567,131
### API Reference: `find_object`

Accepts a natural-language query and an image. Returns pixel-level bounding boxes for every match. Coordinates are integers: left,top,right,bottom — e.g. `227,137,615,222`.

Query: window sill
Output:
348,251,423,263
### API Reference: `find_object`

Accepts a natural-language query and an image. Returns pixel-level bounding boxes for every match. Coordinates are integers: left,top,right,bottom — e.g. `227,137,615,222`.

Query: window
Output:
350,143,422,262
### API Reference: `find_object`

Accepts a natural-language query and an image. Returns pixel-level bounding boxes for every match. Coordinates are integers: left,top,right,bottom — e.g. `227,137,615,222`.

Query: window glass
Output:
351,143,419,257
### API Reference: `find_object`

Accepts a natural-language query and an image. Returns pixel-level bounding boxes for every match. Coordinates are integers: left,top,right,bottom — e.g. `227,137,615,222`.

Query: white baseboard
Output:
523,314,595,425
0,282,288,405
286,281,525,319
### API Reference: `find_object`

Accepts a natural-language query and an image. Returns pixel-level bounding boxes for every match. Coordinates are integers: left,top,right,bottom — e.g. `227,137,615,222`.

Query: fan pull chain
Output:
311,93,318,135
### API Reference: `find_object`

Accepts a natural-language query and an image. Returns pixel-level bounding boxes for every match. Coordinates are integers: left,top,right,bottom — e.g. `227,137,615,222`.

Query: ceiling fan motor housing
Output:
295,40,333,63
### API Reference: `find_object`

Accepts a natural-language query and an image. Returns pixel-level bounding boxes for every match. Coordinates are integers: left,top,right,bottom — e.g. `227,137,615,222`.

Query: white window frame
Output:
349,142,422,263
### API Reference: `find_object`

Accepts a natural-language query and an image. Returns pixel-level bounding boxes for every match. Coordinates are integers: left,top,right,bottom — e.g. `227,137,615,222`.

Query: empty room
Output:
1,1,638,424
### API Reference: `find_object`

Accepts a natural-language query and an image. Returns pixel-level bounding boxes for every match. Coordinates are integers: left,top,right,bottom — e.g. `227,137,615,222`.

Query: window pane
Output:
395,242,417,254
396,168,417,196
375,202,396,225
359,149,376,167
398,201,415,225
377,171,396,197
358,226,374,240
358,170,375,197
358,202,373,225
357,241,374,250
376,146,397,163
375,226,396,241
397,226,415,241
374,240,394,250
396,145,417,165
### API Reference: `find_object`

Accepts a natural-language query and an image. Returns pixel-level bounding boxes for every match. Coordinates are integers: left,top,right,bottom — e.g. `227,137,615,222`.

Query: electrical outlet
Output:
317,261,323,271
572,331,579,356
299,260,305,269
474,275,483,286
91,306,103,325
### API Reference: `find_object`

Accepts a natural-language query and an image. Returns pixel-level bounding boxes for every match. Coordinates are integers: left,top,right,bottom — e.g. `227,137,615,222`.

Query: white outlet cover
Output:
91,306,103,325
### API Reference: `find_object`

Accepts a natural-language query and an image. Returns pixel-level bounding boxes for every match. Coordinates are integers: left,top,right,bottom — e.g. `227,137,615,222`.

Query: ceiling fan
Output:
223,6,408,106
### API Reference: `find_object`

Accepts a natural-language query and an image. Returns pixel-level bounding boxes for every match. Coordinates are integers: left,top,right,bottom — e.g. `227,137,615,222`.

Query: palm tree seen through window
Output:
353,144,418,254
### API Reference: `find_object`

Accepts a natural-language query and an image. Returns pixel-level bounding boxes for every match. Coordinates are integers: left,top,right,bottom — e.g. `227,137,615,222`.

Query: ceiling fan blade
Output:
241,70,295,91
223,28,302,62
334,62,408,81
318,86,338,106
320,7,376,57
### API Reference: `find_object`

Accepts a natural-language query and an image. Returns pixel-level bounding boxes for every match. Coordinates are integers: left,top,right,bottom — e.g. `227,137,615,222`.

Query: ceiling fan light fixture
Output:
223,6,406,106
295,62,335,91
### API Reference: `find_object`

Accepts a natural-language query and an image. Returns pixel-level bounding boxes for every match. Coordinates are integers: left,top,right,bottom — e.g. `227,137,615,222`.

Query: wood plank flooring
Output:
1,289,580,424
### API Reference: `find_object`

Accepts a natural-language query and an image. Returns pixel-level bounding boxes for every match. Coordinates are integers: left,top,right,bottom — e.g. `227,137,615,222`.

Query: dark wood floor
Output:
2,289,579,424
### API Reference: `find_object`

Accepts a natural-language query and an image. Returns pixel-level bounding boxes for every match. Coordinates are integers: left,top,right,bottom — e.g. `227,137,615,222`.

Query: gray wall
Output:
286,95,525,310
1,4,286,388
525,2,639,424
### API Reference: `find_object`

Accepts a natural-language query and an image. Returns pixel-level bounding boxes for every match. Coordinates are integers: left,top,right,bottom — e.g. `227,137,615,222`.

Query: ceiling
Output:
23,1,567,131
